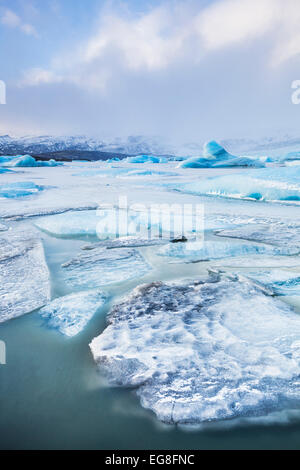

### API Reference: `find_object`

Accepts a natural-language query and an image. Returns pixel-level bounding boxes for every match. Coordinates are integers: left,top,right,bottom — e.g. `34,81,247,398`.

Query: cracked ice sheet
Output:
80,236,168,251
39,291,108,337
61,247,151,289
0,229,51,323
215,223,300,249
158,240,299,263
90,275,300,425
234,270,300,296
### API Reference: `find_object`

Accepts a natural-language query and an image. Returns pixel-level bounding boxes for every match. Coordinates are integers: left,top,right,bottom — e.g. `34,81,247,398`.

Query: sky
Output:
1,0,300,143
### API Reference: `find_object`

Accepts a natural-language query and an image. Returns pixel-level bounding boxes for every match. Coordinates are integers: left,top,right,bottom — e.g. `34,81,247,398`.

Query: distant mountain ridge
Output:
1,133,300,161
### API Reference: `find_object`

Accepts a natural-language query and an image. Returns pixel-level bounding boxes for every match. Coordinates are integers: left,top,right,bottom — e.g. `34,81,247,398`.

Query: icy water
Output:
1,224,300,449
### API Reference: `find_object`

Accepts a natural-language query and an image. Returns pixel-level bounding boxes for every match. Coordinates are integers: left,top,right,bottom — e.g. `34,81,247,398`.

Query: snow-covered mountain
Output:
1,133,300,160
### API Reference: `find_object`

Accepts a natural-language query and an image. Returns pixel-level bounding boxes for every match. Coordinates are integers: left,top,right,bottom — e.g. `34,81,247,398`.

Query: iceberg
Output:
1,154,62,167
0,230,51,323
61,247,151,289
178,141,264,169
0,181,44,199
90,275,300,424
158,240,298,262
175,167,300,202
126,155,162,164
39,291,108,337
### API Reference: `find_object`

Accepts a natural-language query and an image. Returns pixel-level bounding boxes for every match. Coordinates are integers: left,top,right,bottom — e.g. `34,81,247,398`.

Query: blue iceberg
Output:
126,155,164,164
0,154,62,167
178,141,264,168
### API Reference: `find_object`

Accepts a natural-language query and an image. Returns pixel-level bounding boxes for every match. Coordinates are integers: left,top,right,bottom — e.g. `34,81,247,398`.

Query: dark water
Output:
1,232,300,450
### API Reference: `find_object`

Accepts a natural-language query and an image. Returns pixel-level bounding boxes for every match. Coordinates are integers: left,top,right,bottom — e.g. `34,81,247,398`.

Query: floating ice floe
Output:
0,181,44,199
215,223,300,249
0,230,51,323
178,141,264,169
35,209,151,239
240,270,300,296
81,236,167,251
175,166,300,202
35,206,191,240
0,223,7,231
0,155,62,167
90,274,300,424
158,240,298,262
61,247,151,289
39,291,108,337
0,168,12,174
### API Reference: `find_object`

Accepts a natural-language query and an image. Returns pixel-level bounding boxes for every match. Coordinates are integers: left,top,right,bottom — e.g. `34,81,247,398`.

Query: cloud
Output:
1,8,37,36
20,0,300,92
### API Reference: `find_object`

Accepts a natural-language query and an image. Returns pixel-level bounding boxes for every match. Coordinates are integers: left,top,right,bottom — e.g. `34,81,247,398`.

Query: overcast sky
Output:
1,0,300,143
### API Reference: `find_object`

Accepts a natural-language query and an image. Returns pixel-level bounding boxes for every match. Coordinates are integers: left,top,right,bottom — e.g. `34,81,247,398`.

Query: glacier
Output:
61,247,151,289
39,291,108,337
0,229,51,323
90,274,300,424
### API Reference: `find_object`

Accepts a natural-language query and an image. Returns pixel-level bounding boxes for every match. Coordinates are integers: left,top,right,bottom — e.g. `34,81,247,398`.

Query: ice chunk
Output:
176,167,300,202
0,168,12,174
241,270,300,296
178,141,264,168
39,291,108,337
90,275,300,424
2,155,62,167
126,155,161,164
0,223,7,231
203,140,232,159
0,181,44,199
216,223,300,249
81,236,167,251
61,247,151,289
35,209,151,239
179,156,264,169
35,210,102,238
158,240,298,262
0,230,51,323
